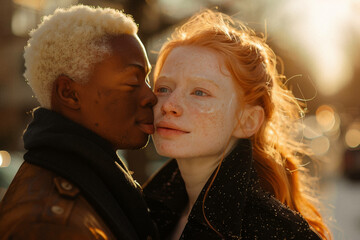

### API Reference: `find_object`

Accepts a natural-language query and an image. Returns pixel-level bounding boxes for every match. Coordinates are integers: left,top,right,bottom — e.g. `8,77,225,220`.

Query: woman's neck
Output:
176,138,238,216
176,155,221,216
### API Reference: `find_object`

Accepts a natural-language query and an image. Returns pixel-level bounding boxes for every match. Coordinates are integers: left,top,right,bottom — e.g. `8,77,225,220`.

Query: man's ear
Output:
233,105,265,138
51,75,80,110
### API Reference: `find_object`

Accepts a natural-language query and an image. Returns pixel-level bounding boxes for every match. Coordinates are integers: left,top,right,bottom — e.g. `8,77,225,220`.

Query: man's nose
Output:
141,87,158,108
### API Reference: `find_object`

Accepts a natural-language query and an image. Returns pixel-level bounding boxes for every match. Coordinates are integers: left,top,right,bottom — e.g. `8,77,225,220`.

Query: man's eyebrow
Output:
127,63,151,74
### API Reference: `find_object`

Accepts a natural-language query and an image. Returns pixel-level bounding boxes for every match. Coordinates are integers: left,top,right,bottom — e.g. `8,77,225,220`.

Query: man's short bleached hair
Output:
24,5,138,109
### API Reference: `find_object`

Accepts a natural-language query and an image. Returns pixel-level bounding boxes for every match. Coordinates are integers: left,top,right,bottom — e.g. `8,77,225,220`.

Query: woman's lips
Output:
138,123,155,134
156,127,188,136
155,122,190,137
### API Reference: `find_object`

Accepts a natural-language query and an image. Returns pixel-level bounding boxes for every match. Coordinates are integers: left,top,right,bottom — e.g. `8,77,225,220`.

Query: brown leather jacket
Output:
0,162,116,240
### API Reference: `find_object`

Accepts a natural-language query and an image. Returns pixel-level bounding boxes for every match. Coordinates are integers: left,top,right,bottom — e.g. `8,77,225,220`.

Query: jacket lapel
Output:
186,139,255,238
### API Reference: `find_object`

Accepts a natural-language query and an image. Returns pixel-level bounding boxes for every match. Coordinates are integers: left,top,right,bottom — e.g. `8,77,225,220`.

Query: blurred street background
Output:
0,0,359,239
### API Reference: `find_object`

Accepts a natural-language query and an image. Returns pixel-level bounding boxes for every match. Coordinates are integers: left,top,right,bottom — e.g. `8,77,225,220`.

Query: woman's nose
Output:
160,93,183,117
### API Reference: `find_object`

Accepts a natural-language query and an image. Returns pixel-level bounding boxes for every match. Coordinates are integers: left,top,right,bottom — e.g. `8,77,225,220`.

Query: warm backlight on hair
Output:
303,116,322,139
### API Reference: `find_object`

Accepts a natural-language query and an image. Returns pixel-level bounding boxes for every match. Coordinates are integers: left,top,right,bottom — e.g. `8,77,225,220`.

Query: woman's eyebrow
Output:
156,75,172,82
191,77,220,89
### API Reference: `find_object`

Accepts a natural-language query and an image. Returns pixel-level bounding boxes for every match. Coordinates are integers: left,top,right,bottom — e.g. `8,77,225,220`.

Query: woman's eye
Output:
193,90,208,97
156,87,170,93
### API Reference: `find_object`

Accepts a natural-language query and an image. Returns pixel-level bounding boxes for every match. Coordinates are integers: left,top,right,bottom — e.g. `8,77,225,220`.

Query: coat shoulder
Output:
0,162,115,240
242,190,321,239
0,222,96,240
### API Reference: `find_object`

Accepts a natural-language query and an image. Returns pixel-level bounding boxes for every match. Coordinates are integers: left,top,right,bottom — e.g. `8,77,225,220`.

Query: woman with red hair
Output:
144,9,331,240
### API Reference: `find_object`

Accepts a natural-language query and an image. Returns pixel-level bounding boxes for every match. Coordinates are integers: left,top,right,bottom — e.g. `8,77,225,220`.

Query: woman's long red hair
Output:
154,9,331,239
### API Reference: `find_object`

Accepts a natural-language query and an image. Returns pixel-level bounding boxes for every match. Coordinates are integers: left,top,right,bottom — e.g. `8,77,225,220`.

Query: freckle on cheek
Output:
209,114,224,131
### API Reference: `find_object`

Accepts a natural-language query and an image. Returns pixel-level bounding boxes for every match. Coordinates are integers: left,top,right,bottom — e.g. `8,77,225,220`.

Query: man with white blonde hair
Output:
0,5,158,240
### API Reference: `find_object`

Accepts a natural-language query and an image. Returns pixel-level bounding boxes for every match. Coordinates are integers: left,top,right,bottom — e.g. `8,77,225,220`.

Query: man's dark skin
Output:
52,34,157,149
0,34,159,240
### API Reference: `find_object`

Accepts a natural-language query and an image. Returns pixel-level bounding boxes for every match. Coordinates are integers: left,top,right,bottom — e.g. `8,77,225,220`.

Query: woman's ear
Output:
51,75,80,110
233,105,265,138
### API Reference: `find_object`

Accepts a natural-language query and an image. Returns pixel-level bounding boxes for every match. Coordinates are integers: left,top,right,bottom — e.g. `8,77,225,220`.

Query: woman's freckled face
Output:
152,46,241,160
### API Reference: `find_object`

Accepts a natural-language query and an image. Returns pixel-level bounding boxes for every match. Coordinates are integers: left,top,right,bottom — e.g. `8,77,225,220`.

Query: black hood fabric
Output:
23,108,158,240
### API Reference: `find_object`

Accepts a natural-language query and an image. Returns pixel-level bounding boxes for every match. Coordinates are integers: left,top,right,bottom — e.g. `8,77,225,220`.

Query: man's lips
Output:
138,123,155,134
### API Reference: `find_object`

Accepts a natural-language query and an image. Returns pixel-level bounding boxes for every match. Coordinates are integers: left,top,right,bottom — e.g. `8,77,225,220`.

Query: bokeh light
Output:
345,125,360,149
0,151,11,168
310,136,331,156
316,105,336,132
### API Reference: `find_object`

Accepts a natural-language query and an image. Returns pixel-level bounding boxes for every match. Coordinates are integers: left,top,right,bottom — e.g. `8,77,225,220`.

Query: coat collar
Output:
23,107,158,240
144,138,259,238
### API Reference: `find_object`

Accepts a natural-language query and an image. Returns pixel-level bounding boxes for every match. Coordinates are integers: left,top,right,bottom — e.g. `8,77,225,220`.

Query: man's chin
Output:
137,135,150,149
116,135,150,150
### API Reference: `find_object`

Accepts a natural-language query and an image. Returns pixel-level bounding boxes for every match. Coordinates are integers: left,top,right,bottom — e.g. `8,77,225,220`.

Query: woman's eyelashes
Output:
192,89,210,97
155,85,212,97
155,86,171,94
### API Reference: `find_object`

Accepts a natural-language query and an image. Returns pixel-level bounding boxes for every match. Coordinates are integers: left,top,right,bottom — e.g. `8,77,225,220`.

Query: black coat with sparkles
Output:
143,139,321,239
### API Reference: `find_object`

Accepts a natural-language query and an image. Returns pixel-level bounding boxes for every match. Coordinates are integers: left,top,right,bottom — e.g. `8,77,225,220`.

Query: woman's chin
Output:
153,144,179,159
